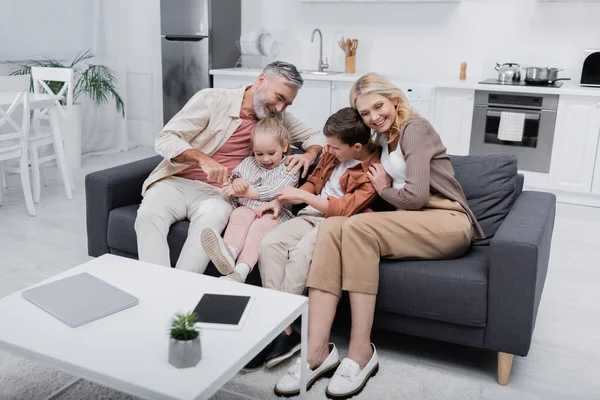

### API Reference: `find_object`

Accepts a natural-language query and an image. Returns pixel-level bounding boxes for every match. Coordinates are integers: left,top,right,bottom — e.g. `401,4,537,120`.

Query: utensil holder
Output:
345,56,356,74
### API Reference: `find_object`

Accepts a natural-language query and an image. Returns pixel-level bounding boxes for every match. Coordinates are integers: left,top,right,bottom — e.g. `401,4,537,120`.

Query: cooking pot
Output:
524,67,571,84
495,62,521,82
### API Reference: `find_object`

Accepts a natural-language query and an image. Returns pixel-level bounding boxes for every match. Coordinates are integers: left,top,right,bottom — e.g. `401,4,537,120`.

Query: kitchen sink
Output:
299,70,343,75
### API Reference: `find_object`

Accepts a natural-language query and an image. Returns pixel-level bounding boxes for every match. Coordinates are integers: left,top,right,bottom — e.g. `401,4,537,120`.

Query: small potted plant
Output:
169,311,202,369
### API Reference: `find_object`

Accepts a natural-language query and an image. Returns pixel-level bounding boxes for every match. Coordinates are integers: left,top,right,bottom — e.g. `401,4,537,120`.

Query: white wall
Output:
100,0,163,147
0,0,163,149
242,0,600,82
0,0,94,63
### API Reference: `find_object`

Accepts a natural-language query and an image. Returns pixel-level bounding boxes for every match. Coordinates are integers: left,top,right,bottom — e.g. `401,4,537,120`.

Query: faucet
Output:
310,28,329,72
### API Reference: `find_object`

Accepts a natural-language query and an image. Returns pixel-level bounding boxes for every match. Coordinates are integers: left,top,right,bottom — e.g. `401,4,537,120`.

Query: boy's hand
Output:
276,186,307,205
232,178,250,195
257,200,281,219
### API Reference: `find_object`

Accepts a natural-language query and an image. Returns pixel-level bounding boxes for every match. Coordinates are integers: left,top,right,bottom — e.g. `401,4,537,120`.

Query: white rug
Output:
0,343,484,400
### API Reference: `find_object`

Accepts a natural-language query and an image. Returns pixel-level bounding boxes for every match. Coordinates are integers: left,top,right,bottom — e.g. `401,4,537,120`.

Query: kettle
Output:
495,62,521,82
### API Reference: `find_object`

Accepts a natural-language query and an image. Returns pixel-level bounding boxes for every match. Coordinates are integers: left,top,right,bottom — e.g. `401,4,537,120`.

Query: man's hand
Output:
199,157,228,184
172,149,228,183
256,200,281,219
285,151,317,178
232,178,250,195
276,186,307,205
367,163,393,194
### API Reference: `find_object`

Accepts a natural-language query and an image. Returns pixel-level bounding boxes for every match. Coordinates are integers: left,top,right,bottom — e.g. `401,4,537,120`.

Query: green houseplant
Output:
9,50,124,117
169,311,202,368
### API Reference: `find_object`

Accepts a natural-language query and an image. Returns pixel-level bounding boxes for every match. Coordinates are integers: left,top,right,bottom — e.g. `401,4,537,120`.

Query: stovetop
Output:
478,79,564,88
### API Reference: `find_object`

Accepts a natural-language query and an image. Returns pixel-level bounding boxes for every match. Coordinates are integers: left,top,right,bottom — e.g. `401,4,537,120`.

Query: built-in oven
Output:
469,91,559,173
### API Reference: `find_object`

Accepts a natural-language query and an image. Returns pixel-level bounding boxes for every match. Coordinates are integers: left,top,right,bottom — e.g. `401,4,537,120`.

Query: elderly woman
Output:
274,72,484,398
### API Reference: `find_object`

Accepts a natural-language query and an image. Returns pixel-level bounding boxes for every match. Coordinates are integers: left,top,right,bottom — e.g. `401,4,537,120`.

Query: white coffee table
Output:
0,254,309,400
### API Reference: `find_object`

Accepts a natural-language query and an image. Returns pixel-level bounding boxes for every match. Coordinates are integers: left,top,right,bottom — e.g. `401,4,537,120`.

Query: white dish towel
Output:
498,112,525,142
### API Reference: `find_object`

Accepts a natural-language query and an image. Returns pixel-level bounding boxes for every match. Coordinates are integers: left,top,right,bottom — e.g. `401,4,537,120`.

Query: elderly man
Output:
135,61,324,274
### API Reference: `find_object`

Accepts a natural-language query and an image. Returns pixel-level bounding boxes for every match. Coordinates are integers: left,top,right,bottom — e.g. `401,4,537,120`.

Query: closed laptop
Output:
22,272,139,327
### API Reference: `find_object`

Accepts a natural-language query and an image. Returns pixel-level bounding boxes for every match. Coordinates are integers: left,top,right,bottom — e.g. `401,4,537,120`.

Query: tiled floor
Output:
1,146,599,399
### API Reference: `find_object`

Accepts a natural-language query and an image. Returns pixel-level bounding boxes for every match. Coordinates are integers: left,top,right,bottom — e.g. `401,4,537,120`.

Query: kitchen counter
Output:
210,68,361,82
436,79,600,97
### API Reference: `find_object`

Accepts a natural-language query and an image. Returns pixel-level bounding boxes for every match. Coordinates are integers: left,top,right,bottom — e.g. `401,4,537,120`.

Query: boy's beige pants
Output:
258,214,324,295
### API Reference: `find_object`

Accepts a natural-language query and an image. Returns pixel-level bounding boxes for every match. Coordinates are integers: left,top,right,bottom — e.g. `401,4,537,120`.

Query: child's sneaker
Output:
201,228,235,275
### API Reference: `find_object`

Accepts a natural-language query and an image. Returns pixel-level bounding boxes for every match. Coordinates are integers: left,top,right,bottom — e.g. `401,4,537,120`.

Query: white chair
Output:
0,75,31,190
0,88,35,216
29,67,74,203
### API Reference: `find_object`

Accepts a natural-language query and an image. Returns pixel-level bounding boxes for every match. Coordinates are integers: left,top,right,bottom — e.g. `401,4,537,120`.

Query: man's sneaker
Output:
325,343,379,399
201,228,235,275
242,342,273,372
266,330,301,369
219,271,245,283
274,343,340,398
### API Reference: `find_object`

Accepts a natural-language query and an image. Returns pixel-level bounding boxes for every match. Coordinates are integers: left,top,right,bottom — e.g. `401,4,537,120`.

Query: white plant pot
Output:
168,337,202,368
58,104,82,169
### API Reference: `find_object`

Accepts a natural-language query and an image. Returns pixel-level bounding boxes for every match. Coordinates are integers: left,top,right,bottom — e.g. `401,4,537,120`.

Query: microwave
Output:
581,49,600,87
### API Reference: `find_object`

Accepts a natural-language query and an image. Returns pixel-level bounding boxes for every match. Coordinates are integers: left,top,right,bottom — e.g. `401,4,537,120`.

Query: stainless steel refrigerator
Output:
160,0,241,124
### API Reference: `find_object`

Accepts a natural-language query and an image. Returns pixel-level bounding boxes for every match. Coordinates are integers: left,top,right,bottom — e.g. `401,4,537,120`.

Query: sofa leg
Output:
497,352,514,386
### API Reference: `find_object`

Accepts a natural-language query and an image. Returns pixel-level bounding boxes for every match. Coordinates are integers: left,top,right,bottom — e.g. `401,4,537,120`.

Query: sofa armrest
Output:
484,191,556,356
85,155,162,257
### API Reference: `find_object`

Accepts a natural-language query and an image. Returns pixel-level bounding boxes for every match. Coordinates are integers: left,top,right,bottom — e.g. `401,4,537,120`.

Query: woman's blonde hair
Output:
349,72,416,144
251,117,291,154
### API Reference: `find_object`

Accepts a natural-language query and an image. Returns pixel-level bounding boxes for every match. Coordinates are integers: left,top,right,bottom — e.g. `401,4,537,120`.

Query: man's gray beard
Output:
253,90,276,120
253,97,269,120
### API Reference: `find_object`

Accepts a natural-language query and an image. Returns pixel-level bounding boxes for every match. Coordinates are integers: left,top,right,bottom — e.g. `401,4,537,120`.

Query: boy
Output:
248,107,381,371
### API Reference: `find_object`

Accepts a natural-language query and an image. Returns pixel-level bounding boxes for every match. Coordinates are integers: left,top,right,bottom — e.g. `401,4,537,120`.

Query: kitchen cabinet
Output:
212,75,255,89
549,96,600,193
537,0,599,2
287,80,332,132
593,133,600,194
330,81,353,114
431,88,474,156
292,0,461,2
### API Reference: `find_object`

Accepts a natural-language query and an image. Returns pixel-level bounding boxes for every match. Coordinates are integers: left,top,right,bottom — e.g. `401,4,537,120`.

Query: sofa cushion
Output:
450,154,518,243
107,204,189,266
376,246,489,328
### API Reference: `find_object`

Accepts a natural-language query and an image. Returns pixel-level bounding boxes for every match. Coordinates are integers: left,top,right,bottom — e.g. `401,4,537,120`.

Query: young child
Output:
200,118,299,283
243,107,382,371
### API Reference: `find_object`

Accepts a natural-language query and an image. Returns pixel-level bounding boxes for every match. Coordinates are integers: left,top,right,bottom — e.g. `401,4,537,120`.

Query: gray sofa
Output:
85,153,556,385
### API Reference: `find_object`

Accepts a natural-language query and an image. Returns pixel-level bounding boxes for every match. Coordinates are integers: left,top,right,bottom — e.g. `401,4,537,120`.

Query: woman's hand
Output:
275,186,307,205
256,200,281,219
367,163,392,194
232,178,250,195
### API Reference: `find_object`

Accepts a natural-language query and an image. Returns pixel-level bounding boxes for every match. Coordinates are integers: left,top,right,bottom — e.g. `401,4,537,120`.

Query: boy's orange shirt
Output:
299,149,381,218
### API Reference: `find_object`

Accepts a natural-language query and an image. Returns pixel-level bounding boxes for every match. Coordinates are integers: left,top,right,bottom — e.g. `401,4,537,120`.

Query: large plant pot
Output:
58,104,82,169
168,337,202,368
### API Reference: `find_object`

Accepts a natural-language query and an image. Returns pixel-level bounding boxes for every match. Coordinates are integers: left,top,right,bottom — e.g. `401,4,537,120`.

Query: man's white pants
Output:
135,176,233,273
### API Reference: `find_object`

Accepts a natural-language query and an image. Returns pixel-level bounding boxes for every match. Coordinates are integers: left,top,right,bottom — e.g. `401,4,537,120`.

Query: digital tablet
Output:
192,293,254,331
